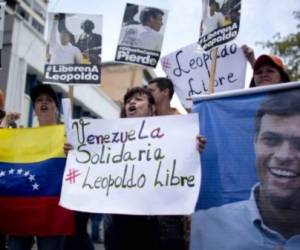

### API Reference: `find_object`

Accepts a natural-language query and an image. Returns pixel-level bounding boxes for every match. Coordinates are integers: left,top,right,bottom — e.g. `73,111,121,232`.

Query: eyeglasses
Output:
0,109,6,120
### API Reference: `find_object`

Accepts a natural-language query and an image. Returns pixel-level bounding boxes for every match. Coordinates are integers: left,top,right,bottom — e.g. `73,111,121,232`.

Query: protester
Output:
190,88,300,249
147,78,206,249
8,84,64,250
105,87,160,250
147,77,181,116
90,213,102,244
49,15,82,65
0,89,20,250
241,44,291,88
249,54,290,87
147,78,190,250
119,7,164,51
64,212,94,250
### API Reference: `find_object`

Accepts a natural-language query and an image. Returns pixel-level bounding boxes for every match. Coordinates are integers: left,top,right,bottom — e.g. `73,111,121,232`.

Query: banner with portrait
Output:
190,82,300,249
115,3,168,67
161,42,246,108
44,12,102,84
199,0,241,51
60,114,201,215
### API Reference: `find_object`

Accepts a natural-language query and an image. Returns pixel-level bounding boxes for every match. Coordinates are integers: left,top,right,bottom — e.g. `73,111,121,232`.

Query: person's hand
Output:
241,44,256,69
196,135,207,153
64,143,74,156
0,112,20,128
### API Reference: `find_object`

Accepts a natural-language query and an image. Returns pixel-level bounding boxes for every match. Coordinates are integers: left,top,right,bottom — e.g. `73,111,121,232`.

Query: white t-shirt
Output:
202,12,225,35
119,24,163,51
50,43,82,65
49,21,82,64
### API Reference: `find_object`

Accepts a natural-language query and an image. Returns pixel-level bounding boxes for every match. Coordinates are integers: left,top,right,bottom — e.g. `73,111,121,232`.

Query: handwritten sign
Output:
60,114,201,215
161,43,246,108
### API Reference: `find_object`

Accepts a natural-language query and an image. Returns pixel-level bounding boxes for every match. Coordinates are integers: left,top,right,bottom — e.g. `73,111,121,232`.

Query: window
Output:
16,5,29,21
33,1,45,19
32,17,44,34
23,0,32,7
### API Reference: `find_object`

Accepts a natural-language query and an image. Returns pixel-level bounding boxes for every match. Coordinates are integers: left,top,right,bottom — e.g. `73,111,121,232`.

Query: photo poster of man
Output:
199,0,241,51
44,12,102,85
190,83,300,249
115,3,168,67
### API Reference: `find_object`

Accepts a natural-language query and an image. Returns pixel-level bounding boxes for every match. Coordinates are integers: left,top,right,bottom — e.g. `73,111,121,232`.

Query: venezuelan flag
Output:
0,125,74,235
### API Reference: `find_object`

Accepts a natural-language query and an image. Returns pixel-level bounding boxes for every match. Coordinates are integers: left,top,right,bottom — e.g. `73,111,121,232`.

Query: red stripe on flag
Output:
0,197,75,236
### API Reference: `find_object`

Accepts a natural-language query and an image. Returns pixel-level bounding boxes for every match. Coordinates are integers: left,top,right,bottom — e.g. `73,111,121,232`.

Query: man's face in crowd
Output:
254,64,282,86
125,93,154,118
255,114,300,209
147,82,168,105
148,14,163,32
60,32,70,45
34,93,57,122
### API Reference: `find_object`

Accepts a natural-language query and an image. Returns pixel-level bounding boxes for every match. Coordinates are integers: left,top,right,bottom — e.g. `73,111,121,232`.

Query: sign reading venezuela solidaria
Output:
60,114,201,215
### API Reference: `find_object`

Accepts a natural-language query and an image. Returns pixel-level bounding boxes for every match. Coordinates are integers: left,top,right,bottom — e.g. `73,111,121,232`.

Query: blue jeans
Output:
8,236,64,250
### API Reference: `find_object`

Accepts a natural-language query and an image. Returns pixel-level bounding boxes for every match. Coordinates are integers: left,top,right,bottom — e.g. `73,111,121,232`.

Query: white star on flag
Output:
32,183,39,190
8,169,15,174
23,171,30,177
28,175,35,182
17,169,24,174
0,171,5,177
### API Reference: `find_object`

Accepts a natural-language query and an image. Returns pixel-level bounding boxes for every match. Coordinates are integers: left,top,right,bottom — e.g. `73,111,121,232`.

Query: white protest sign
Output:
60,114,201,215
161,43,246,108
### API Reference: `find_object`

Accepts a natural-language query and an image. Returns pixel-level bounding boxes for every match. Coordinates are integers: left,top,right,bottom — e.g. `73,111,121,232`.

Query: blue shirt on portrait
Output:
190,184,300,250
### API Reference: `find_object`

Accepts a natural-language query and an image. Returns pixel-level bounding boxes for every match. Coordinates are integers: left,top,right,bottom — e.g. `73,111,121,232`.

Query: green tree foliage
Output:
257,11,300,81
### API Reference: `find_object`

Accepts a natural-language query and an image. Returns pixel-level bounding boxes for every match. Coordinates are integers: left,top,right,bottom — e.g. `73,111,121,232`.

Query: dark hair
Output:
30,84,59,108
139,8,164,25
255,88,300,135
209,0,217,6
121,87,155,118
148,77,174,100
81,20,95,30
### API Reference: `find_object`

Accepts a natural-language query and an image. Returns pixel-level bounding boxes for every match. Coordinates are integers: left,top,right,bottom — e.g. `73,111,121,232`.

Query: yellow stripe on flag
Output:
0,125,65,163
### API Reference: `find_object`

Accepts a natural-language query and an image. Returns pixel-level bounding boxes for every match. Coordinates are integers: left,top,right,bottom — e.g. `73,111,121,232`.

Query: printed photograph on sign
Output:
115,3,168,67
199,0,241,51
44,13,102,84
190,84,300,249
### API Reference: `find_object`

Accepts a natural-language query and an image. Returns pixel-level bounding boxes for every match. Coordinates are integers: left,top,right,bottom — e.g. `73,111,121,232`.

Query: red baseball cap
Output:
254,54,285,71
250,54,290,87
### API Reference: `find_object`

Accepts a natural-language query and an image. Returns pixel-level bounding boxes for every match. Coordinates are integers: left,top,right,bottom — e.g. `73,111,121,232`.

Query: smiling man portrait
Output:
190,88,300,250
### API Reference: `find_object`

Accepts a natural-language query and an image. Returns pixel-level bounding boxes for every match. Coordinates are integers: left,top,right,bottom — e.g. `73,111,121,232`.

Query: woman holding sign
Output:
106,87,160,250
249,54,290,87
